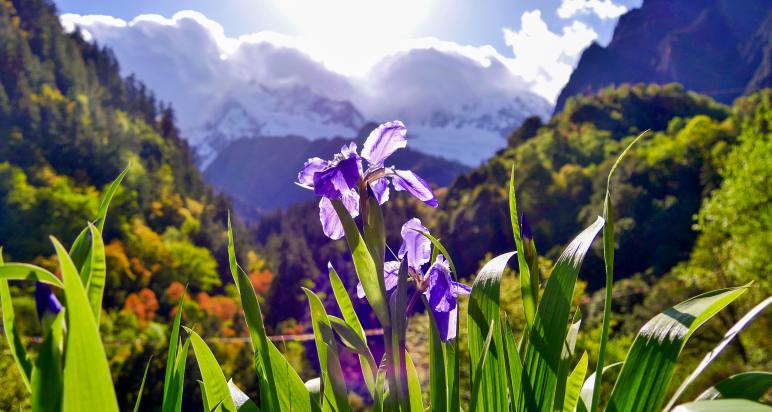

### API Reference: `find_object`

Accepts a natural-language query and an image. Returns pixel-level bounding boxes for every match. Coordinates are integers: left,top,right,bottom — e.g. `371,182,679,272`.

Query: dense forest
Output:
0,0,269,408
0,0,769,409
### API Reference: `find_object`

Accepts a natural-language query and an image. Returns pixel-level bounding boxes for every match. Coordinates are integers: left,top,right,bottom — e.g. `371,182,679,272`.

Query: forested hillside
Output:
0,0,265,408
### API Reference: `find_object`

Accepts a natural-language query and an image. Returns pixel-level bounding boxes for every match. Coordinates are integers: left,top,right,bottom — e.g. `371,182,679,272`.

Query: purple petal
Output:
431,304,459,341
452,281,472,296
298,157,328,187
424,256,455,313
370,178,390,205
35,282,62,320
319,197,344,240
313,156,361,199
361,121,407,167
398,218,432,271
357,260,400,299
391,170,438,208
383,260,400,292
319,190,360,240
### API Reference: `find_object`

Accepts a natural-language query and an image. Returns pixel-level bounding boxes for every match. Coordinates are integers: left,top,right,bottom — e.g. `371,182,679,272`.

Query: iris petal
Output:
361,121,407,167
398,218,432,271
370,177,390,205
357,260,400,299
298,157,328,187
319,197,344,240
391,169,438,208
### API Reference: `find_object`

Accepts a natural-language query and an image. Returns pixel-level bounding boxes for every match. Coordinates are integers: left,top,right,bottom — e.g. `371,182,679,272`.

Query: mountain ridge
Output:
555,0,772,113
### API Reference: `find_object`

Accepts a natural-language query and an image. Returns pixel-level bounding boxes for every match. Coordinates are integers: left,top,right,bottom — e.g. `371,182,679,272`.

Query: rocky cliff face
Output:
555,0,771,112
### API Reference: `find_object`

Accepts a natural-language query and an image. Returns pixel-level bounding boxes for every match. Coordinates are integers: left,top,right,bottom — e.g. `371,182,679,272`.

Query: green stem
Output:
591,192,614,412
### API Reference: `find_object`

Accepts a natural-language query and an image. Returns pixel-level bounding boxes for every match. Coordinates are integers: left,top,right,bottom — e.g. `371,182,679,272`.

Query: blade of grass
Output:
331,199,389,327
406,352,424,412
607,285,750,412
303,288,351,412
521,217,604,412
84,223,106,323
227,216,318,412
163,295,186,412
470,320,495,412
592,131,647,412
665,296,772,410
671,399,771,412
0,263,63,288
554,309,582,411
31,310,64,412
695,372,772,402
562,351,588,412
510,165,537,327
184,327,237,412
133,355,153,412
53,236,119,412
467,252,516,412
0,249,32,392
328,263,377,395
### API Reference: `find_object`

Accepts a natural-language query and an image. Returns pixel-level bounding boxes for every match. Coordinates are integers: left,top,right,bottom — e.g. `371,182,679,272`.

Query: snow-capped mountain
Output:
399,93,552,165
189,83,551,169
186,83,366,168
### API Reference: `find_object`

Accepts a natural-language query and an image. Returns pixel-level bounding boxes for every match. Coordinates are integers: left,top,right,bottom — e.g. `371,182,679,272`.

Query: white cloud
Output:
60,11,550,130
503,10,598,101
557,0,628,20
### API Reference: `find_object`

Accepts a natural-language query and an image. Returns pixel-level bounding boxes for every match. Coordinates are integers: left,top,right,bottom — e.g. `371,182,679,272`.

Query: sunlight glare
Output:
273,0,435,75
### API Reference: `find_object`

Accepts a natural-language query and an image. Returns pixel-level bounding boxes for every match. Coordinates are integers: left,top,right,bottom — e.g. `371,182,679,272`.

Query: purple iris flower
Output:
35,282,62,321
298,121,438,240
356,218,470,341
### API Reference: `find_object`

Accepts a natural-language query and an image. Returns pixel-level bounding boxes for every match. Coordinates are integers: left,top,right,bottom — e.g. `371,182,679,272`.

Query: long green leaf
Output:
671,400,772,412
467,252,516,412
562,351,588,412
133,355,153,412
521,217,604,412
328,264,377,395
503,324,536,412
227,217,318,412
185,327,237,412
31,310,64,412
607,285,749,412
389,260,410,411
54,236,118,411
510,165,537,327
331,199,389,327
592,131,647,412
470,320,496,412
172,338,191,411
303,288,351,412
84,223,106,323
0,249,32,392
163,295,186,412
0,263,63,288
665,296,772,410
554,309,582,411
427,301,448,412
363,196,386,291
69,164,129,274
405,352,423,412
696,372,772,402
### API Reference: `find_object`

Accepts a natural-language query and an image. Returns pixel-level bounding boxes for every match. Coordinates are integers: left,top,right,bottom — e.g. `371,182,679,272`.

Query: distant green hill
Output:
436,83,766,288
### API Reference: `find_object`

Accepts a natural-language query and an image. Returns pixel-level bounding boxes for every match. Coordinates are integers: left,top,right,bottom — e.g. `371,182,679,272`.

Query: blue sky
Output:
56,0,641,55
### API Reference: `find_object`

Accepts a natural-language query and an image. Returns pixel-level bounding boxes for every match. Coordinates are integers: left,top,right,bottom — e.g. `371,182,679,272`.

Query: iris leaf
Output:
184,327,238,412
665,296,772,409
0,249,33,392
521,217,604,412
54,236,119,412
695,371,772,402
607,285,749,412
467,252,516,412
